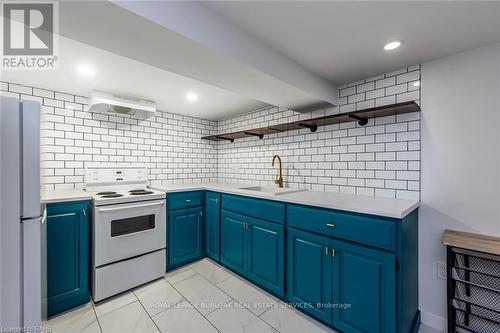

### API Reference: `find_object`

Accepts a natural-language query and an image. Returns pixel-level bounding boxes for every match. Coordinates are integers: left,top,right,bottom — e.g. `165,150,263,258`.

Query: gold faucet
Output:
272,155,284,188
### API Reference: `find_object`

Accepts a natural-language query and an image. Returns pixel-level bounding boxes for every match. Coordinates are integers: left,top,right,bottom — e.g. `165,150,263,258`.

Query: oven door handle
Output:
97,201,165,212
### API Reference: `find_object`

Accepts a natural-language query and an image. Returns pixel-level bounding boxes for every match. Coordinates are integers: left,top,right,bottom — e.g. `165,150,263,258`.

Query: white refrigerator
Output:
0,96,42,329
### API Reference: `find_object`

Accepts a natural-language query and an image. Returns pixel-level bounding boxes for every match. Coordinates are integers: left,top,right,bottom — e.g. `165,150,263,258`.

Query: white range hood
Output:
89,91,156,119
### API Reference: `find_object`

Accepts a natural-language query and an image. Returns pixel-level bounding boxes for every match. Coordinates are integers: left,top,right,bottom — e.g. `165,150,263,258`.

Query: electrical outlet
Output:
437,262,447,279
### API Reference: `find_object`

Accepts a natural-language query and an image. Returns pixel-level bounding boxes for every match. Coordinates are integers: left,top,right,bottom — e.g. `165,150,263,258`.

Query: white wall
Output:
419,42,500,330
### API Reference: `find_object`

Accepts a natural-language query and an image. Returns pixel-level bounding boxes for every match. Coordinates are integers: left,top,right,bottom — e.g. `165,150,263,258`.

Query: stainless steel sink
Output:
238,186,305,195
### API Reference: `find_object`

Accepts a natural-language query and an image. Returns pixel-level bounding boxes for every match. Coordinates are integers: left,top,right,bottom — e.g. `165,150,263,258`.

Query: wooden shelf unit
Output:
202,101,420,143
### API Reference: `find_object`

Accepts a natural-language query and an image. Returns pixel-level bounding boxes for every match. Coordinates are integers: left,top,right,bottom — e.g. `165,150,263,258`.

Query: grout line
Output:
164,266,198,286
134,298,162,333
190,270,279,333
135,278,186,317
168,274,223,333
90,300,104,333
93,291,138,319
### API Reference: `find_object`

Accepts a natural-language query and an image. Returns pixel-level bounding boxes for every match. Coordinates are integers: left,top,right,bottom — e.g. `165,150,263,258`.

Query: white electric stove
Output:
85,165,166,302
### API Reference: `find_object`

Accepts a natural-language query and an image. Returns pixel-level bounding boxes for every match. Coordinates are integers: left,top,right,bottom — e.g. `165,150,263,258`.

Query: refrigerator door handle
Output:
22,217,42,328
21,100,41,219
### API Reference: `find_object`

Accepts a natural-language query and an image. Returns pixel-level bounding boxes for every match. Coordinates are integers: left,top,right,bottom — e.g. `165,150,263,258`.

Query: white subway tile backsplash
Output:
9,83,32,95
3,64,420,199
2,81,218,189
43,98,64,108
385,83,408,96
55,92,74,102
217,66,420,199
356,82,375,93
375,76,396,89
397,90,420,103
366,88,385,100
397,70,420,84
375,95,396,107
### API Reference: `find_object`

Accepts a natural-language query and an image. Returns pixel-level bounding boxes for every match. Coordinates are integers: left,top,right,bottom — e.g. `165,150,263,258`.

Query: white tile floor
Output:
45,258,438,333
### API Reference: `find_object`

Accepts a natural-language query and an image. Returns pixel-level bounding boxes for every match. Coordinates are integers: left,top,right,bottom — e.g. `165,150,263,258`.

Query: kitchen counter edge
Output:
41,189,92,204
152,183,419,219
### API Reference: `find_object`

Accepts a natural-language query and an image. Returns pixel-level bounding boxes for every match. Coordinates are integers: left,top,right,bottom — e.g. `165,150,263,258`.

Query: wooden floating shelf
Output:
202,101,420,142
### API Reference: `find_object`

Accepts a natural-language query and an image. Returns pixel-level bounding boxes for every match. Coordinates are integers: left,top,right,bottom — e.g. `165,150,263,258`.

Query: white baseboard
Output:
420,310,446,332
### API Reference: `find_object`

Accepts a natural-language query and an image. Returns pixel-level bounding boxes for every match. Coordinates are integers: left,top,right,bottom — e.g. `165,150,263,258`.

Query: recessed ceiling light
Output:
384,40,402,51
76,63,96,78
412,81,420,87
185,92,198,102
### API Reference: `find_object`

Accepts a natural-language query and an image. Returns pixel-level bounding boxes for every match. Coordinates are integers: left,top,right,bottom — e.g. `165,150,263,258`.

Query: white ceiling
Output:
0,37,268,120
57,1,337,114
205,1,500,84
3,1,499,121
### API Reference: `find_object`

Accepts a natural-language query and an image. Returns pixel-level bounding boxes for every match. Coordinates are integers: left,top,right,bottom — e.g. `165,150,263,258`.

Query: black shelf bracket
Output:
348,114,368,126
298,123,318,132
216,136,234,143
244,131,264,139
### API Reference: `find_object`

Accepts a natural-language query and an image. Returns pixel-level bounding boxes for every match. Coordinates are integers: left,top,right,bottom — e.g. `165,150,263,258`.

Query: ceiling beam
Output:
59,1,337,112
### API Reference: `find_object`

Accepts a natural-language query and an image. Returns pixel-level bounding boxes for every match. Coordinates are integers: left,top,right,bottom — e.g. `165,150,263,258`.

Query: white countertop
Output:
41,189,92,204
151,182,419,219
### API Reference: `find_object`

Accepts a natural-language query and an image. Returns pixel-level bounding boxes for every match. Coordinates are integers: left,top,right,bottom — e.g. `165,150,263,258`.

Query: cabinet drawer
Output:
168,191,203,211
221,194,285,224
287,205,397,251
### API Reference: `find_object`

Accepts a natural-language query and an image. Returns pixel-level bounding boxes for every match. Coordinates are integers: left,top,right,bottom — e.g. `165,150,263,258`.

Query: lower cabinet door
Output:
332,239,396,333
247,217,284,296
287,228,333,325
205,192,220,261
47,201,89,317
169,207,203,267
220,211,247,275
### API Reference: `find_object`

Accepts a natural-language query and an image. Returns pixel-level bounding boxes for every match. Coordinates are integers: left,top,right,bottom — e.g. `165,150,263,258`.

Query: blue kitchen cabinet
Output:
168,207,203,268
47,201,90,318
167,191,205,270
287,228,333,324
247,216,284,296
205,192,220,261
167,191,419,333
287,204,419,333
220,210,247,275
287,227,396,332
220,208,285,297
332,239,396,333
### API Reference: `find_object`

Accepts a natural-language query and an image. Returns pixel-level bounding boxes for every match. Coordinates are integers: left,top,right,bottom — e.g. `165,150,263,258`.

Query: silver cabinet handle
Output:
185,199,192,203
325,247,336,257
325,223,336,228
82,209,86,217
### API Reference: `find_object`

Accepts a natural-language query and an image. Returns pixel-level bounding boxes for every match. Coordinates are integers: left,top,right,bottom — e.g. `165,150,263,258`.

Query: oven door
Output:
94,199,166,267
